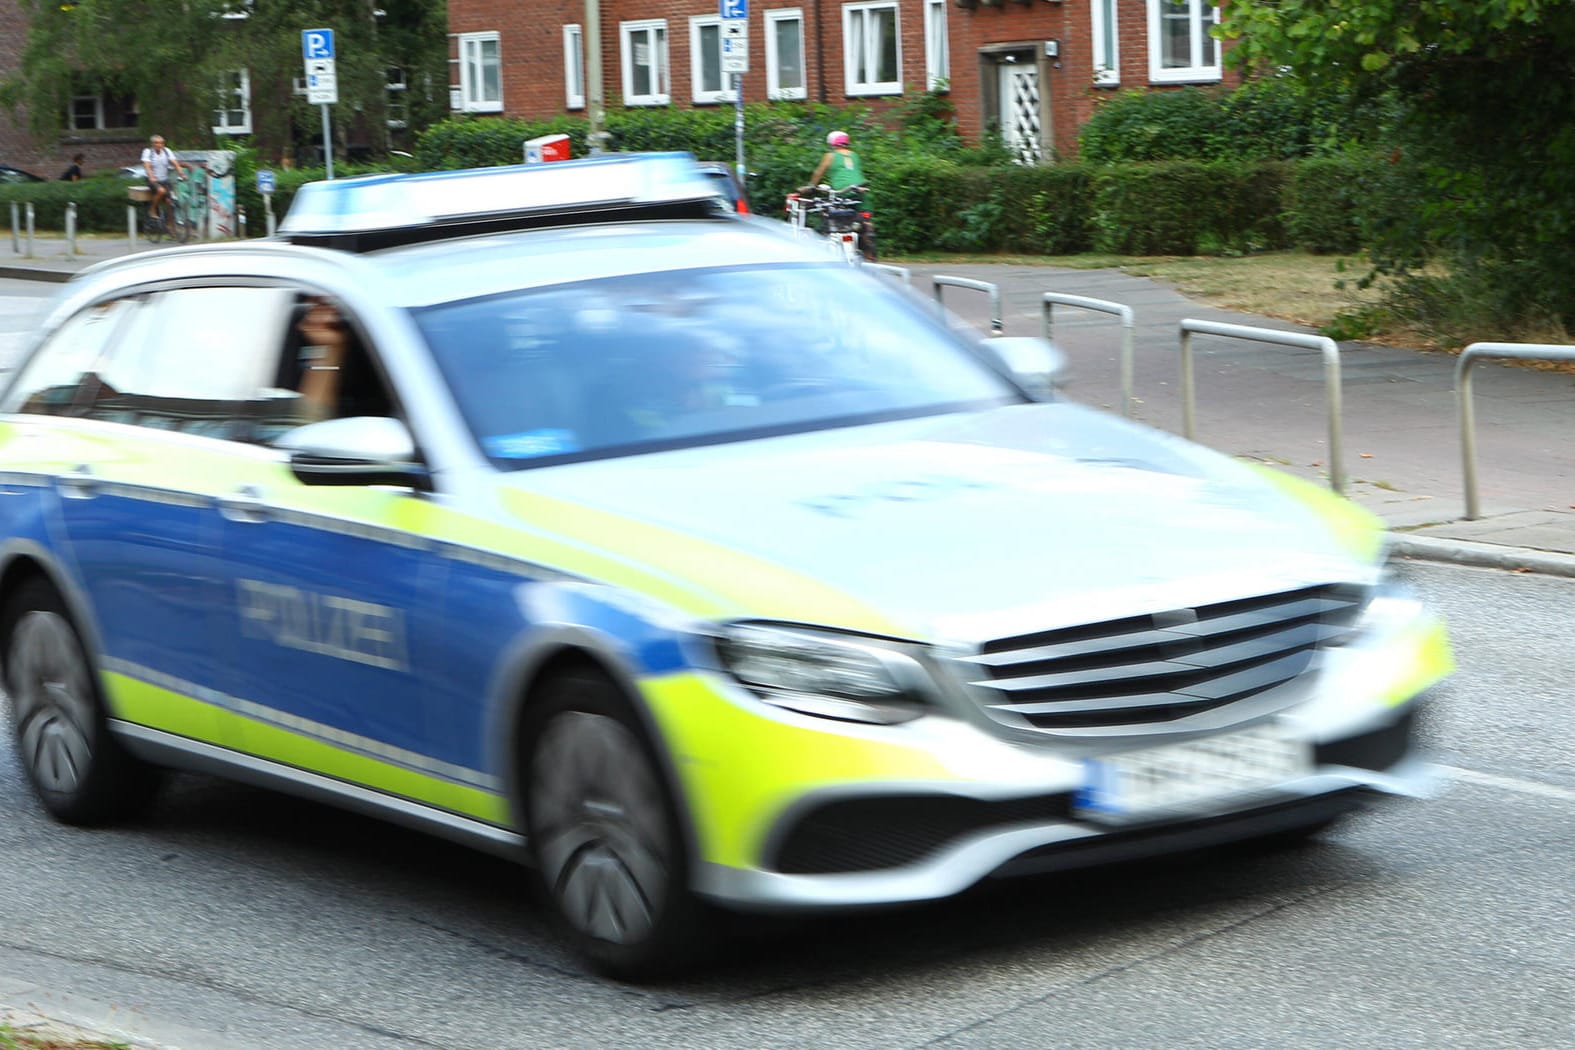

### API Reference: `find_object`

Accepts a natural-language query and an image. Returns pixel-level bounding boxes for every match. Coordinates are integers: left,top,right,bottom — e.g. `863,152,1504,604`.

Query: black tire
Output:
171,200,194,244
2,579,161,825
142,202,167,244
523,668,709,981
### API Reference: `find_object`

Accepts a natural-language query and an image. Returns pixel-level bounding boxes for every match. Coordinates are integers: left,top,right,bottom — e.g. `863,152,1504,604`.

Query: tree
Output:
1217,0,1575,336
0,0,448,165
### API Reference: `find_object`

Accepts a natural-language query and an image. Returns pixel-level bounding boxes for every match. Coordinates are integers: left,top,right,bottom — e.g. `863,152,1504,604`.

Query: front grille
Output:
958,584,1367,731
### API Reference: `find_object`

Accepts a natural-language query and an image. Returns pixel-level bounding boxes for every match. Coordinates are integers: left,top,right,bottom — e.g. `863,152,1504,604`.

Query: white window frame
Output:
457,31,503,113
564,24,586,110
70,95,104,131
620,20,670,107
1147,0,1221,84
1091,0,1119,86
386,67,409,130
923,0,948,92
211,68,252,135
843,1,902,97
689,15,737,104
765,8,807,101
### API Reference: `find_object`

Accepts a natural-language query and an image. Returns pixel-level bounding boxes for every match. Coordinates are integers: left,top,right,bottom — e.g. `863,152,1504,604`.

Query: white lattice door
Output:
999,63,1042,164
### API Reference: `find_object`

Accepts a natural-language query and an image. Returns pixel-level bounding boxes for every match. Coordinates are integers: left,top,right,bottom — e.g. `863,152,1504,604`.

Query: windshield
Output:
414,264,1022,469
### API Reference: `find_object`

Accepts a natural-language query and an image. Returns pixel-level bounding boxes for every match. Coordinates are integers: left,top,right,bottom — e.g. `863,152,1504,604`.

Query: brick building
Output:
445,0,1241,161
0,0,147,180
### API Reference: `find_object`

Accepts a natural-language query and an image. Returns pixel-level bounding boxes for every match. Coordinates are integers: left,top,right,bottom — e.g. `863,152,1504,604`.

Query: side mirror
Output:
983,336,1069,401
275,416,432,490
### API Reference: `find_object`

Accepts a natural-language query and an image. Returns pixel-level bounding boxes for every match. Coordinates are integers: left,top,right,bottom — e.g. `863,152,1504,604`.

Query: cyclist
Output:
807,130,876,260
140,134,187,223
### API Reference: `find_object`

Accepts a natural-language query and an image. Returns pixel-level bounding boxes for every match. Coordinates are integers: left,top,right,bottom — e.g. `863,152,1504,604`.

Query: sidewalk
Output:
4,236,1574,577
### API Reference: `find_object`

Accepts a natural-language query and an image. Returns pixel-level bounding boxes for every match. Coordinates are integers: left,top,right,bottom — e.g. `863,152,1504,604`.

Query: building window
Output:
621,20,670,106
765,9,806,101
1148,0,1220,83
564,24,586,110
212,69,252,135
386,68,408,130
843,2,901,97
923,0,948,91
1092,0,1119,85
69,96,104,131
689,15,737,104
457,31,503,112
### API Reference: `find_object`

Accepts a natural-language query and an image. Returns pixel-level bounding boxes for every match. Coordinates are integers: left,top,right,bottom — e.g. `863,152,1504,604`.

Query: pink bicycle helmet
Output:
826,130,851,147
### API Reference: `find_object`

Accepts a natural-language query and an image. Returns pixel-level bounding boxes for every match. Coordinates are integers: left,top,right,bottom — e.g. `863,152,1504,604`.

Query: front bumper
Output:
692,709,1435,911
641,602,1450,912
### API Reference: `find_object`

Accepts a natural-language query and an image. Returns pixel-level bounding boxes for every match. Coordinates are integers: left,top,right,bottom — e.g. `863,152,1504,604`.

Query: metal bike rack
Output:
1042,293,1136,418
933,275,1003,335
1180,319,1346,494
1457,342,1575,520
868,263,911,284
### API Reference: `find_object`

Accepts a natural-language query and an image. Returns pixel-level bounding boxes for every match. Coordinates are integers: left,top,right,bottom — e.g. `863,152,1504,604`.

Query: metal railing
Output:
932,276,1003,335
1457,342,1575,520
1180,319,1346,494
1042,293,1136,417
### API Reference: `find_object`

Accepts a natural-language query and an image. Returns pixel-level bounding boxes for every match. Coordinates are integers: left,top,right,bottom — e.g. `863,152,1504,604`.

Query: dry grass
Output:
897,249,1445,350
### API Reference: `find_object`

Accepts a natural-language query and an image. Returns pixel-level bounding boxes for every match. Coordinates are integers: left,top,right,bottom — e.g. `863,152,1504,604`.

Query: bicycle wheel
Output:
141,200,168,244
170,201,194,244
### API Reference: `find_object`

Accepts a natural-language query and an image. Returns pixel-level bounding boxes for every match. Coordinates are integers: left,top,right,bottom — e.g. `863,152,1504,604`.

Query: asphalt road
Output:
1,561,1572,1049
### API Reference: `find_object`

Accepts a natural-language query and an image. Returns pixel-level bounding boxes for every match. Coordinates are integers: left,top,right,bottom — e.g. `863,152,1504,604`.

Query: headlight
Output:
716,624,934,725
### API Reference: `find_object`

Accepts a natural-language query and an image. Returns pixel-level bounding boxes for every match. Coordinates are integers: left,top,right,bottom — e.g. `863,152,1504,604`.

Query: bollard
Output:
128,204,138,249
25,202,34,257
65,202,77,255
238,206,247,240
9,201,17,252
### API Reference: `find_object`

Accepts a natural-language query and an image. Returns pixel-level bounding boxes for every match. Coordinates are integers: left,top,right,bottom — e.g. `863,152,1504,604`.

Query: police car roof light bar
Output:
279,152,726,252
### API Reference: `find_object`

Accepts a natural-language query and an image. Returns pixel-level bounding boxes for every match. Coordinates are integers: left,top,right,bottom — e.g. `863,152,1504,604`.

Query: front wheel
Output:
524,668,708,980
170,203,194,244
3,580,162,825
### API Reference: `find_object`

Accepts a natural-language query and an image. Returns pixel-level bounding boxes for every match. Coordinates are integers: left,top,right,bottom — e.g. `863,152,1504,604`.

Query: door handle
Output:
217,484,270,524
58,463,97,499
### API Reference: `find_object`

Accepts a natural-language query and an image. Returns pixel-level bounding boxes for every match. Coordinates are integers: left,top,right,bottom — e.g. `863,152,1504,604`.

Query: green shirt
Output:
826,149,866,192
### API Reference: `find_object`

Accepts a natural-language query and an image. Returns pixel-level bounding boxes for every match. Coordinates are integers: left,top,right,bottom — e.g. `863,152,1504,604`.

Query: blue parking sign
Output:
302,28,335,60
720,0,747,18
257,169,276,195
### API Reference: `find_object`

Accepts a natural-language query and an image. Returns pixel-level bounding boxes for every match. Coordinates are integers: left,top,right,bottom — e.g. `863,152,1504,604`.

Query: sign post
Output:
720,0,748,186
257,168,276,236
302,28,338,180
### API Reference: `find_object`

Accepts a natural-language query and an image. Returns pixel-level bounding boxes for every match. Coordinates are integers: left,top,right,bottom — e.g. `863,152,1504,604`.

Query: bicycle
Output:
140,176,195,245
785,185,877,265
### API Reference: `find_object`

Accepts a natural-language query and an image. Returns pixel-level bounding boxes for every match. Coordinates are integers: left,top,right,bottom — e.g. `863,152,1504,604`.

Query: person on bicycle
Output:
808,130,876,260
140,135,186,221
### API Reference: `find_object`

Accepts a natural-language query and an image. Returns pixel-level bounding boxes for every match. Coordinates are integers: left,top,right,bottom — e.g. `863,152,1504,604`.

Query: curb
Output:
1390,533,1575,578
0,264,72,283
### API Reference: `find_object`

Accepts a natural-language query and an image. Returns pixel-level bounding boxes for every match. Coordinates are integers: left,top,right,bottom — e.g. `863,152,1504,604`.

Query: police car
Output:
0,154,1451,979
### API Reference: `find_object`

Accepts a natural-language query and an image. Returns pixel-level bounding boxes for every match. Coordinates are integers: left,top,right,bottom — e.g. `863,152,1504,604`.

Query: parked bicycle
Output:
134,175,196,245
785,184,877,264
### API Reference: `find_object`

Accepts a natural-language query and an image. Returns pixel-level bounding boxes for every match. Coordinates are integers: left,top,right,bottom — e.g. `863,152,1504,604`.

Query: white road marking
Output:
1439,764,1575,803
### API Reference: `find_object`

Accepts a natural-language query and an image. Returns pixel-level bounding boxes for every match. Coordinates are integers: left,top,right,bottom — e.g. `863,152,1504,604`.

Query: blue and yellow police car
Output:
0,154,1450,978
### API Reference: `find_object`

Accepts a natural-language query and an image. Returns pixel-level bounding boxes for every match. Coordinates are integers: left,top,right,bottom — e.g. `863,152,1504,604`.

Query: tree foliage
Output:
0,0,447,162
1219,0,1575,335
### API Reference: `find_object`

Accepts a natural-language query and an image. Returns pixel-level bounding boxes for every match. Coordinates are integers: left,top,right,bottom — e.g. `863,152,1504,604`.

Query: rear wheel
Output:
3,579,161,824
524,668,707,980
141,200,169,244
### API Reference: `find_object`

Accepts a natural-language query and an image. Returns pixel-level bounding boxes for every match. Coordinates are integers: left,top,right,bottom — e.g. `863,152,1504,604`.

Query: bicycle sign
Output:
720,0,746,18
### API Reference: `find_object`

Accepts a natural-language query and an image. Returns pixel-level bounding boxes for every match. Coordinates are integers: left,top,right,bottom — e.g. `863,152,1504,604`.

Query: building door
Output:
998,61,1043,164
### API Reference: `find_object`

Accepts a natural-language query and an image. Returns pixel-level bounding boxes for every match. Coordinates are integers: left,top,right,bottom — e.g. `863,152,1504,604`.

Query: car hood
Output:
496,403,1380,645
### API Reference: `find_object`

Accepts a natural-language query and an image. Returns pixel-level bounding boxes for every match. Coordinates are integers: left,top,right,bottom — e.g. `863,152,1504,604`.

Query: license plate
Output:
1073,723,1311,822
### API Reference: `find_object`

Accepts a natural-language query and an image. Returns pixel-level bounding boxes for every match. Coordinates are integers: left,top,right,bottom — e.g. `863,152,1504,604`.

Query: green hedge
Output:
0,117,1381,262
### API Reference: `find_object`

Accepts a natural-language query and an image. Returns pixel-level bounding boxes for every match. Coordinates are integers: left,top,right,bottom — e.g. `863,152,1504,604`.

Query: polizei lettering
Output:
236,579,409,671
